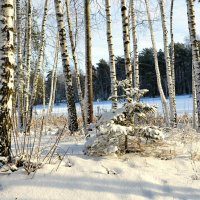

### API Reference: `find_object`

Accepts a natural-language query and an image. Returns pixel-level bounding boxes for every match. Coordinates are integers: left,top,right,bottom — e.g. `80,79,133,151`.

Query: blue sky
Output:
87,0,200,67
34,0,200,73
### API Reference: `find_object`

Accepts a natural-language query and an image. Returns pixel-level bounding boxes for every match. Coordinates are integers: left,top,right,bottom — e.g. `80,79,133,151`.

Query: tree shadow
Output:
2,172,200,200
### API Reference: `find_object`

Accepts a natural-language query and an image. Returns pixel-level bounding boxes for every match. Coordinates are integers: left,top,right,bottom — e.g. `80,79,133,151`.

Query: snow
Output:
0,95,199,200
34,95,193,116
1,130,200,200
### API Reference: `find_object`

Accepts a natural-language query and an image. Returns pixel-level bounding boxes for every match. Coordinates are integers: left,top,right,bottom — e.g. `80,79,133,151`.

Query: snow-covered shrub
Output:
84,80,164,156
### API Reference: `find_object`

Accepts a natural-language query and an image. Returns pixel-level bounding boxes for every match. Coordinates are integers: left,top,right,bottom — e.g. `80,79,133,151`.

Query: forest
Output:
42,43,193,104
0,0,200,199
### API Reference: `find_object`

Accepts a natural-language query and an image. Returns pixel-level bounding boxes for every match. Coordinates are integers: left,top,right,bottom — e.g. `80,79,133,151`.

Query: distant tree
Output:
95,60,111,100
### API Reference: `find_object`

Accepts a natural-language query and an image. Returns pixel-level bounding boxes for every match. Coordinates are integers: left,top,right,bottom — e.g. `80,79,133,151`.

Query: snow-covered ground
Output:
1,95,199,200
34,95,193,116
1,129,200,200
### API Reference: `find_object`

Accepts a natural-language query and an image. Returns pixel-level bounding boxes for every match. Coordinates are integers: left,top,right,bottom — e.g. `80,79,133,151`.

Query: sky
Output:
33,0,200,73
86,0,200,67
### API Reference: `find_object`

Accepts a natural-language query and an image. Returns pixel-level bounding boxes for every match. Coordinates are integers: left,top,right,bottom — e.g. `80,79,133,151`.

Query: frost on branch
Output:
84,80,164,156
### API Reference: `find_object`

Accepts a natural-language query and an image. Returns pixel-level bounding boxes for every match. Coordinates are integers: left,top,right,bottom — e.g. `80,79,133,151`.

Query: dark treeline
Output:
36,42,192,104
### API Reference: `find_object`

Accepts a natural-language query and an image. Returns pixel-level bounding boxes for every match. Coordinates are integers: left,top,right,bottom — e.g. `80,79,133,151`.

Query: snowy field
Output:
1,130,200,200
1,95,200,200
34,95,193,116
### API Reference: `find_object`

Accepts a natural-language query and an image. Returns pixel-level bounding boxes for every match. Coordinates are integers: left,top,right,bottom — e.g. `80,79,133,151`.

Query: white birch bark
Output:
0,0,15,156
16,0,23,131
54,0,78,132
24,0,32,118
48,35,59,115
84,0,93,125
26,0,49,131
170,0,176,95
105,0,118,110
192,63,198,129
121,0,133,85
186,0,200,131
130,0,139,89
65,0,86,125
144,0,170,125
159,0,177,126
51,68,58,111
42,51,46,114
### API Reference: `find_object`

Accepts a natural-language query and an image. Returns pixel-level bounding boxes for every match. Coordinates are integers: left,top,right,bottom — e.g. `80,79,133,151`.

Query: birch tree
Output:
16,0,23,131
48,35,59,115
186,0,200,131
26,0,49,131
54,0,78,132
170,0,176,96
42,51,46,114
85,0,93,125
121,0,133,85
144,0,170,125
24,0,32,119
159,0,177,126
105,0,118,110
192,63,198,129
130,0,139,89
65,0,86,125
0,0,15,157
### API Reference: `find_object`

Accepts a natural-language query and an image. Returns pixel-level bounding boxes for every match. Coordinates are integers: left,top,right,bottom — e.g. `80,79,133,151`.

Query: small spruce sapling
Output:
85,79,164,156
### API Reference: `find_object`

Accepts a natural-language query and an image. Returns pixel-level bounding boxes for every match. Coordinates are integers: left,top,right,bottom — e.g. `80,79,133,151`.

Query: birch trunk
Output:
54,0,78,132
192,63,198,129
170,0,176,95
65,0,86,125
16,0,23,131
85,0,93,125
130,0,139,89
0,0,15,157
42,52,46,114
24,0,32,118
48,35,59,115
144,0,170,125
120,0,133,85
105,0,118,110
51,68,58,111
159,0,177,126
26,0,49,132
186,0,200,131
